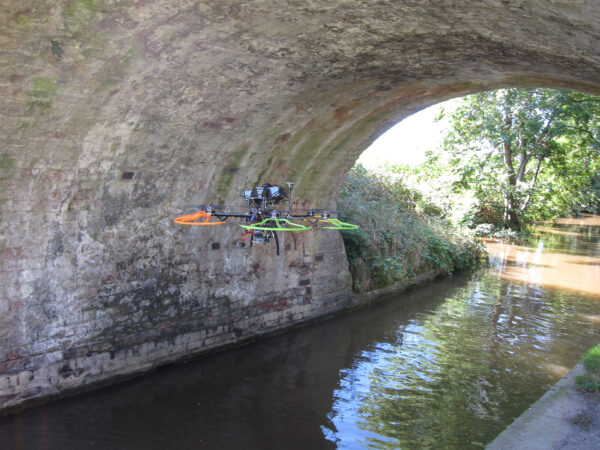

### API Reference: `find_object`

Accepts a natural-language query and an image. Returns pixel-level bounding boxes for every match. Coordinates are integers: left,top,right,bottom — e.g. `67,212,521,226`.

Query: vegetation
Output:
576,345,600,392
414,89,600,232
338,165,484,292
339,88,600,290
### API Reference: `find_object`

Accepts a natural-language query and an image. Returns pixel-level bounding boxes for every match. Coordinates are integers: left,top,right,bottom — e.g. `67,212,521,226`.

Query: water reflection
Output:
324,216,600,448
325,279,600,448
487,217,600,296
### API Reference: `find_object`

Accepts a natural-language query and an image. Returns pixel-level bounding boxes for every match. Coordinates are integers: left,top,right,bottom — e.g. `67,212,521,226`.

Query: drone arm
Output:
214,212,252,221
174,211,227,226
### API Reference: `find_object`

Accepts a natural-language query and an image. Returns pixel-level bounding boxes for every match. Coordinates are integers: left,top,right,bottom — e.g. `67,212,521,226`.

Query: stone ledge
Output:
487,362,593,449
354,270,441,306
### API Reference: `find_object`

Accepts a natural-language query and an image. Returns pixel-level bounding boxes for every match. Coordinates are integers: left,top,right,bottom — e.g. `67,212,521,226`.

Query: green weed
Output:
339,165,484,292
576,375,600,392
576,345,600,392
582,345,600,372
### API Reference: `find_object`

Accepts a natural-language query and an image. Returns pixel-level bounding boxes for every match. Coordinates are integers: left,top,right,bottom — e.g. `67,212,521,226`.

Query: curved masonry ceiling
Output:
1,0,600,412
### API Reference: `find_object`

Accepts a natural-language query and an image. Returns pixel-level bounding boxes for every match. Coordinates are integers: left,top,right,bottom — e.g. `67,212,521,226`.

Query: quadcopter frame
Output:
174,182,358,254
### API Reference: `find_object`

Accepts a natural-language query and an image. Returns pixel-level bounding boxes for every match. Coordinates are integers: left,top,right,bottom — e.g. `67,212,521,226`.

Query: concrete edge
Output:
487,363,587,449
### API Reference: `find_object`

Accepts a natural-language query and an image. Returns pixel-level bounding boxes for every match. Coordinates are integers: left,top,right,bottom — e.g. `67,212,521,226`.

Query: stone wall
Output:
1,0,600,413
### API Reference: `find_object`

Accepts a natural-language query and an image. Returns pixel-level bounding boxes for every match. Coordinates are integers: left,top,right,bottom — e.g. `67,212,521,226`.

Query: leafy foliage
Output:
576,345,600,393
424,89,600,230
582,345,600,372
575,375,600,392
338,165,484,292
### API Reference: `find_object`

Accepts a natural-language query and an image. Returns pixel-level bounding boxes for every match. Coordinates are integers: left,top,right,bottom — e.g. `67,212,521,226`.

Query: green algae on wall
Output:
10,10,36,29
285,108,392,198
257,125,323,187
0,156,16,170
216,143,251,202
64,0,103,22
63,0,105,51
28,76,58,114
0,156,14,215
96,47,138,93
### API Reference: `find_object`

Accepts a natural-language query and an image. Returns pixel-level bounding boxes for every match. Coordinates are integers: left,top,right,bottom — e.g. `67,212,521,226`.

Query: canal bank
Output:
488,362,600,449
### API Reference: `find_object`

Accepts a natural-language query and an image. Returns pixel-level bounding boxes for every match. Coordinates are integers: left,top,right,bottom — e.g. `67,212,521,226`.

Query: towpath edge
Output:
487,362,600,449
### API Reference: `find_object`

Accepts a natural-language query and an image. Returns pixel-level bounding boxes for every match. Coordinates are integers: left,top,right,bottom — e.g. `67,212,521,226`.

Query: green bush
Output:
576,345,600,393
576,375,600,392
338,165,485,292
582,345,600,372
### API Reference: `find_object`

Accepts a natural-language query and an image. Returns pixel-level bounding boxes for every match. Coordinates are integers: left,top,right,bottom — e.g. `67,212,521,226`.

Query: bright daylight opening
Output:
357,98,460,171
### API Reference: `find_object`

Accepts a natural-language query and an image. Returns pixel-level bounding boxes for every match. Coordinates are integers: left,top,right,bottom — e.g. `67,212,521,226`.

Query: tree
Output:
437,89,600,230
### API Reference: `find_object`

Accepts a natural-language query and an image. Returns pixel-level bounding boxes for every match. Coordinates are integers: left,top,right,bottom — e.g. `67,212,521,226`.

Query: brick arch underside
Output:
1,0,600,413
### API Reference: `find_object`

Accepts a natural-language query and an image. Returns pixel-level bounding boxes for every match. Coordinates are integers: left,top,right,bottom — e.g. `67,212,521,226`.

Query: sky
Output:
357,98,460,170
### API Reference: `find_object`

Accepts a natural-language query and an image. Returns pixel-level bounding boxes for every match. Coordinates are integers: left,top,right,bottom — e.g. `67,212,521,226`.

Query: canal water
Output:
1,217,599,449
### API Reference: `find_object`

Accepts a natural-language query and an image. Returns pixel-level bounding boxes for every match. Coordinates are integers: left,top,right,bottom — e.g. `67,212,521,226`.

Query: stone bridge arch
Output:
1,0,600,412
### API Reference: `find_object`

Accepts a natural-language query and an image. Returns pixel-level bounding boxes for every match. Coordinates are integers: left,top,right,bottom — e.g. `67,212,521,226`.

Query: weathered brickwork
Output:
1,0,600,413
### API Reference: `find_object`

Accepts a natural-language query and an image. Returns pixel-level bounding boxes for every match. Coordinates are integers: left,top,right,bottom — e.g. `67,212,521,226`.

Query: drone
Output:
174,182,358,255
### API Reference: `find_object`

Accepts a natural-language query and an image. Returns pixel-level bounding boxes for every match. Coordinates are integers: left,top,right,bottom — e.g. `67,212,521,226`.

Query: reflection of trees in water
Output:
333,273,600,449
533,221,600,255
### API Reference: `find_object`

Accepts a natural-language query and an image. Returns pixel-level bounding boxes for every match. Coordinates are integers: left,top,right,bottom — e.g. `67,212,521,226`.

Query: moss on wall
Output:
27,76,58,115
64,0,102,22
216,143,251,202
0,156,16,170
10,10,36,29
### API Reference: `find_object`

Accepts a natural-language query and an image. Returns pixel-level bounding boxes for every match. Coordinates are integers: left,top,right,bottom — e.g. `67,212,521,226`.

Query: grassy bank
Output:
576,345,600,392
338,166,485,292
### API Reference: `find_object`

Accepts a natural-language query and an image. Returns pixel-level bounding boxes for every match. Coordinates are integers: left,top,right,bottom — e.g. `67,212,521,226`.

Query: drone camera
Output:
176,180,359,255
242,184,286,205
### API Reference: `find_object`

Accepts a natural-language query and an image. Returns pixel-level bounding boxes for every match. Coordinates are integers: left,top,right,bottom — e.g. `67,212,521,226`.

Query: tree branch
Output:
521,155,544,213
564,125,597,142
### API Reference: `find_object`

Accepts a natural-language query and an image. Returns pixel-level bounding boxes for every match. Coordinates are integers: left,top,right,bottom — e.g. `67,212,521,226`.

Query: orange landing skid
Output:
174,211,226,226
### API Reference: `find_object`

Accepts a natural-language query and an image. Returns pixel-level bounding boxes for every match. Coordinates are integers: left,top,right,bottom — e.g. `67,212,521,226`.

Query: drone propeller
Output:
174,210,227,226
240,217,311,232
322,218,359,230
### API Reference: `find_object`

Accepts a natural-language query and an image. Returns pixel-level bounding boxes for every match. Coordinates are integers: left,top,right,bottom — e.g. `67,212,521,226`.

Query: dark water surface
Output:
1,217,600,449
